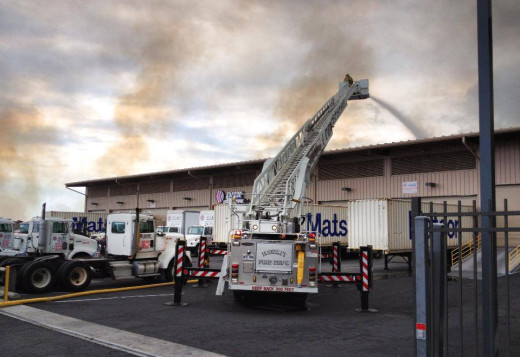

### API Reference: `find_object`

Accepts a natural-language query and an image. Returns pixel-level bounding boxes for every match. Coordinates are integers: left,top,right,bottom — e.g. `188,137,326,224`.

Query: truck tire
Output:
58,261,92,292
21,261,57,293
0,257,26,268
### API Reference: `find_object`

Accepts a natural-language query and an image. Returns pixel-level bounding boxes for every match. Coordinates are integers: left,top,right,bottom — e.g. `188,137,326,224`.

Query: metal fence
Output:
413,198,520,356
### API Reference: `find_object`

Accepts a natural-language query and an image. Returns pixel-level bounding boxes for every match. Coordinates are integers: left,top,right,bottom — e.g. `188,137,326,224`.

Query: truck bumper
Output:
229,283,318,294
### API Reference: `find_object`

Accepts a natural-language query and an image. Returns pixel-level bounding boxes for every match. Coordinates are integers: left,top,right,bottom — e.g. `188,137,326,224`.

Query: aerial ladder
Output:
248,79,370,225
214,78,370,300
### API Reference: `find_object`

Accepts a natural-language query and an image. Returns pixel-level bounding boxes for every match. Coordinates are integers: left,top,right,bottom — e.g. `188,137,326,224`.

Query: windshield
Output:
139,220,155,234
0,223,13,233
19,223,29,233
188,226,204,235
157,226,165,233
32,222,41,234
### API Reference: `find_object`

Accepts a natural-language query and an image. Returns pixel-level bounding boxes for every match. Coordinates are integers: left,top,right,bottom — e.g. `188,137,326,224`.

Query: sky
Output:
1,0,519,220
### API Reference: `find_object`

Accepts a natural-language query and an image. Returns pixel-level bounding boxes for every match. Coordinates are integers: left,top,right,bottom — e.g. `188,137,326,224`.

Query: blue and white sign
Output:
305,213,348,237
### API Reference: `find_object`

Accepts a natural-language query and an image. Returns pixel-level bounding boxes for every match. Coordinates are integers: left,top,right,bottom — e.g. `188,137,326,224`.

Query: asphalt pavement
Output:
1,256,518,357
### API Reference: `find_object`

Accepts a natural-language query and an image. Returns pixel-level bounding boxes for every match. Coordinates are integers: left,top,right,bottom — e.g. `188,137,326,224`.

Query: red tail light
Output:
309,266,316,282
231,263,239,283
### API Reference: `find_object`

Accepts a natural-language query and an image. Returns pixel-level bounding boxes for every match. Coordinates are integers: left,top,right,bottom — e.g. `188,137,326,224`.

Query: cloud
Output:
0,99,64,219
0,0,519,219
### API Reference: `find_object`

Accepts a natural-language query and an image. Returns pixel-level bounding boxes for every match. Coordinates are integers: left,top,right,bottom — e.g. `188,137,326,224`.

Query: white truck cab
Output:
0,217,15,251
36,217,98,258
186,225,213,253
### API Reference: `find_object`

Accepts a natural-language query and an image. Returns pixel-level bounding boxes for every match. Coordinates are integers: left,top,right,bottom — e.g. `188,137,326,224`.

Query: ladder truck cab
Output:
222,78,369,300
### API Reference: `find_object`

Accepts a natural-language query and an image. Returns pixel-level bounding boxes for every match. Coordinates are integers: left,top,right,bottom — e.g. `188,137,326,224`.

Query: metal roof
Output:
66,126,520,187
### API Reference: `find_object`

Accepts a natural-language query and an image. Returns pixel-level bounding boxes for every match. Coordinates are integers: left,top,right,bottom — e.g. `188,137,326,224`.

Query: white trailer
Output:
49,211,108,236
345,199,473,254
166,210,200,235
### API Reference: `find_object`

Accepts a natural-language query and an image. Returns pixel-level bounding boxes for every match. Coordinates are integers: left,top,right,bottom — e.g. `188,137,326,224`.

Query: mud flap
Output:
216,254,228,296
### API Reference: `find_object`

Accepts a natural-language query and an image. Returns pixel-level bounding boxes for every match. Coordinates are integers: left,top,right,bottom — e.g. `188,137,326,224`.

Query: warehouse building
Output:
66,127,520,239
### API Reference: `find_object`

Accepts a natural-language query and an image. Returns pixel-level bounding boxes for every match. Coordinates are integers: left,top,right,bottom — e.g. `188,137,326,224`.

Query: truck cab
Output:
106,213,158,257
36,217,98,258
0,217,15,251
186,225,213,254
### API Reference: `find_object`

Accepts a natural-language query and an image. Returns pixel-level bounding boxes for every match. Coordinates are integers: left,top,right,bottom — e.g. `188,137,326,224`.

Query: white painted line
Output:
52,293,174,303
1,305,226,357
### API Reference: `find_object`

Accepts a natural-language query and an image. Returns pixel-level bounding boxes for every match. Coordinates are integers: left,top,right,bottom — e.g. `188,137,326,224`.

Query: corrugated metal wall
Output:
495,138,520,185
316,169,479,202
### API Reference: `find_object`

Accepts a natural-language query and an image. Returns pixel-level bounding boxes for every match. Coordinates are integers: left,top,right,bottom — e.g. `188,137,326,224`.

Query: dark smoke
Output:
370,96,426,139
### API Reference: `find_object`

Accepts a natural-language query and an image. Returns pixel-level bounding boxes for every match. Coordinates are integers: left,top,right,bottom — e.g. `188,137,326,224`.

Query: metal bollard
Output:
164,240,189,307
196,237,208,287
356,245,377,313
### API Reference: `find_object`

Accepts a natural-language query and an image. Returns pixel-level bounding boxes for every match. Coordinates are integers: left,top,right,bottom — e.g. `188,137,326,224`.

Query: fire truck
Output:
218,78,369,301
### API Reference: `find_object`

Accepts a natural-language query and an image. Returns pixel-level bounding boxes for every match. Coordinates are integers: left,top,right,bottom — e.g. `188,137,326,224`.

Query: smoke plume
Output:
0,101,62,219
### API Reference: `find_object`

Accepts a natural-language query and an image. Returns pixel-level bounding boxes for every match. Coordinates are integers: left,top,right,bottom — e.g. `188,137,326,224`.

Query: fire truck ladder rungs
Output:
250,81,367,219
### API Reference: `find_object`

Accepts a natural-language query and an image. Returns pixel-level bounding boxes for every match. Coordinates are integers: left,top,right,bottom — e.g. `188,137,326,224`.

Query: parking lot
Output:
1,256,519,356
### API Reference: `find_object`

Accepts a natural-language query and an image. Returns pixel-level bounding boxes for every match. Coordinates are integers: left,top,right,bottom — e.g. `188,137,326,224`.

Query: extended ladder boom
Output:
249,79,369,220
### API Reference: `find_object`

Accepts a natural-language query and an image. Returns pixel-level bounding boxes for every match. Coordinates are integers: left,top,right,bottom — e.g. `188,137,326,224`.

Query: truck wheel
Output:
165,256,192,282
0,257,26,268
165,259,176,282
58,261,92,292
21,261,57,293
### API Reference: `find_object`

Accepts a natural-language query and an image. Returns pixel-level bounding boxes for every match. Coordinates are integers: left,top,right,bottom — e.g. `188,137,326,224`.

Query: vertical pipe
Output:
457,201,464,357
415,216,431,357
504,199,510,357
442,202,448,356
477,0,498,355
412,197,422,356
432,222,445,357
472,200,479,356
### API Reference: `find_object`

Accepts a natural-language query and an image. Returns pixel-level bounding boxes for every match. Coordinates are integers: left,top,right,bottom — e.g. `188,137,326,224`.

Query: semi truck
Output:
185,210,214,255
166,210,199,235
0,211,190,293
217,78,370,300
0,216,98,258
0,217,15,251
